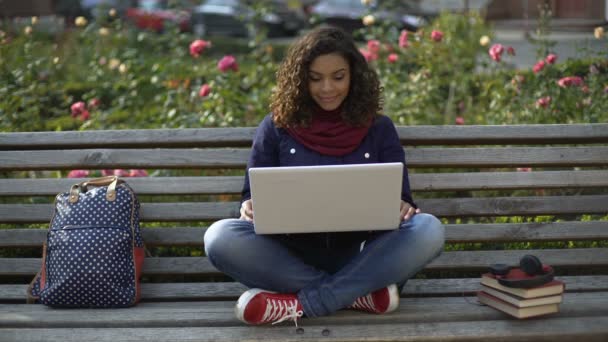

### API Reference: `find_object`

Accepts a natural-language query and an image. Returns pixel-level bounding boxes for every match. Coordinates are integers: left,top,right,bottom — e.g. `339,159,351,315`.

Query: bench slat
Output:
1,313,608,341
1,293,607,328
2,221,607,247
2,124,607,149
2,276,607,302
2,170,608,196
1,248,606,276
2,146,608,171
2,195,607,223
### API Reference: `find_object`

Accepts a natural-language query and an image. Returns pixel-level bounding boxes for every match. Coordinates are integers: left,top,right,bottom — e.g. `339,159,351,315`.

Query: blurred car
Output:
310,0,429,33
190,0,307,38
126,0,192,33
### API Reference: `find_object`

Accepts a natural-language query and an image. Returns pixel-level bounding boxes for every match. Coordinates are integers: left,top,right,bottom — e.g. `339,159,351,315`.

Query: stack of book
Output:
477,268,565,319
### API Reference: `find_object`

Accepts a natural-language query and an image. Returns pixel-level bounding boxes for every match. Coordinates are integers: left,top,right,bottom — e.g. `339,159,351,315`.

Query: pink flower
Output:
129,169,148,177
70,101,86,117
67,170,89,178
189,39,211,58
88,98,100,109
557,76,584,88
387,53,398,63
455,116,465,125
198,84,211,97
430,30,443,42
545,54,557,64
101,169,114,176
217,55,238,72
517,167,532,172
488,44,504,62
359,48,376,62
112,169,130,177
398,30,409,48
533,60,546,73
536,96,551,108
506,46,515,56
367,40,381,54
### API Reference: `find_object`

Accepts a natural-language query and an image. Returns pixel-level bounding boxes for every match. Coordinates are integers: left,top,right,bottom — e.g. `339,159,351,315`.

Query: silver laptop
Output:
249,163,403,234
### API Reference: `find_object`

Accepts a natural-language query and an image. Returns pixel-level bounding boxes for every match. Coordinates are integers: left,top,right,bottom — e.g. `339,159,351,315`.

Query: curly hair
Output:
270,26,383,128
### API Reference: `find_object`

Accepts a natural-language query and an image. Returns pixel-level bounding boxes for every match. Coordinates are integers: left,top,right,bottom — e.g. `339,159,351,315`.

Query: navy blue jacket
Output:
241,114,416,248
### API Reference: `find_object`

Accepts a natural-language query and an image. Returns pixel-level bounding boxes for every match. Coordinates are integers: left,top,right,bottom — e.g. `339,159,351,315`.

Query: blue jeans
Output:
204,213,444,317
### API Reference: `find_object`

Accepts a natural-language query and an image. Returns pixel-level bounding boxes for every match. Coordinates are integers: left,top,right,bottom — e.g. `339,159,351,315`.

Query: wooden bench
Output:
1,123,607,341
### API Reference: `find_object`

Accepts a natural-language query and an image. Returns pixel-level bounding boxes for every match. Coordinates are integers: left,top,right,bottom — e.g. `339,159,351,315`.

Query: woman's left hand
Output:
400,200,420,221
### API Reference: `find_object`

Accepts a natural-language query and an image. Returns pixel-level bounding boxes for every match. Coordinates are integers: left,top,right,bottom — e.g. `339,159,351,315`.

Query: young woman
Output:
204,26,445,326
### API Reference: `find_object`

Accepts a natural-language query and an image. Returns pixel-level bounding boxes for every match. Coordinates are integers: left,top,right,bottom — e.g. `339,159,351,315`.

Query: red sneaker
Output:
235,289,304,326
348,284,399,314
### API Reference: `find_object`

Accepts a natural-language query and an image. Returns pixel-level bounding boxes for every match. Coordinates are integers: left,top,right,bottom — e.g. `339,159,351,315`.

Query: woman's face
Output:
308,53,351,111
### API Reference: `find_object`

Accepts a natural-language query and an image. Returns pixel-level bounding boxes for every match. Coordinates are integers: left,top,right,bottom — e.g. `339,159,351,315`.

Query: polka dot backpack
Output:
27,176,145,307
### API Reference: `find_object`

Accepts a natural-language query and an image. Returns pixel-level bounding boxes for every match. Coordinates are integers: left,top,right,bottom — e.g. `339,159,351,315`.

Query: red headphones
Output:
489,255,555,289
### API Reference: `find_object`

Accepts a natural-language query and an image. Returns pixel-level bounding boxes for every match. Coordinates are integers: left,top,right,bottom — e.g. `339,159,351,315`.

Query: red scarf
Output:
286,106,372,157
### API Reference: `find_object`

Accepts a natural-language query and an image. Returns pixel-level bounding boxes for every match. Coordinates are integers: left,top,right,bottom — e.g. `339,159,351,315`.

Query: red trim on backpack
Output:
134,246,145,303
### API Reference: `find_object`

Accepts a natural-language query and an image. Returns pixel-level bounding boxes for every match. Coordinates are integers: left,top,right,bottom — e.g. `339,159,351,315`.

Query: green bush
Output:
1,8,606,132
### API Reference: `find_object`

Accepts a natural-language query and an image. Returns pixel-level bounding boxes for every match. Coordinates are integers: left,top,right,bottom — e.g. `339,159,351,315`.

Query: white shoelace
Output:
263,298,304,327
350,294,376,312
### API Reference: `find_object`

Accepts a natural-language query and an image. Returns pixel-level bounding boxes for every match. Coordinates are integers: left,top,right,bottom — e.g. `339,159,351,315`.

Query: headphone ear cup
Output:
520,254,543,275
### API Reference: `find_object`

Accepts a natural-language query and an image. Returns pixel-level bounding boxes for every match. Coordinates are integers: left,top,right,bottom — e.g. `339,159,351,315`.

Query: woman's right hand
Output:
239,199,254,222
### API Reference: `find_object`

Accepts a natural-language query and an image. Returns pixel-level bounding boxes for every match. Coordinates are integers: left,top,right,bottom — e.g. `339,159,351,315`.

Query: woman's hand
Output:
240,199,254,222
400,200,420,221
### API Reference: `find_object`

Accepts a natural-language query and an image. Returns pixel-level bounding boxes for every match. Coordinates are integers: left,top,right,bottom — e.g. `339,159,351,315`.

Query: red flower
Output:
430,30,443,42
488,44,504,62
198,84,211,97
398,30,409,48
70,101,86,117
557,76,584,88
189,39,211,58
67,170,89,178
455,116,465,125
387,53,398,63
129,169,148,177
545,54,557,64
536,96,551,108
101,169,114,176
79,110,90,121
517,167,532,172
533,60,546,73
506,46,516,56
217,55,238,72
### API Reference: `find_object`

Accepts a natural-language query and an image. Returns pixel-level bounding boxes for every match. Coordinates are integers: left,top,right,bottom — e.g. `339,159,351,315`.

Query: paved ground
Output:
493,26,607,70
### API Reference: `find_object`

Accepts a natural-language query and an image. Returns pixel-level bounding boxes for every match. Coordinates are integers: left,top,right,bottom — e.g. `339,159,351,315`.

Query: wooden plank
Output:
2,124,607,150
2,195,607,223
2,248,607,276
410,170,608,191
0,128,257,149
2,315,608,341
0,149,251,171
3,170,608,196
2,146,608,171
3,276,607,302
1,293,607,329
0,202,240,223
397,123,608,145
2,221,607,248
444,221,608,243
0,177,245,196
